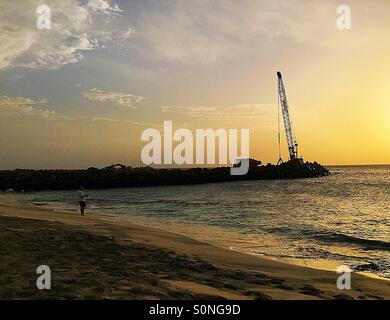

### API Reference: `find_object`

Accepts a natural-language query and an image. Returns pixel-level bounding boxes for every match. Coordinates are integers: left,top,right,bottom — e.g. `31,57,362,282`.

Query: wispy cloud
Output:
82,88,144,109
0,0,133,70
87,0,122,15
130,0,381,68
161,104,275,122
0,95,37,106
0,94,149,125
0,95,54,118
134,0,308,66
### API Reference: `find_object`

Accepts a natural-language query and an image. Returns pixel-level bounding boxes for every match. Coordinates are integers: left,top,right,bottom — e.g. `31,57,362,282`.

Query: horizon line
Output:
1,163,390,171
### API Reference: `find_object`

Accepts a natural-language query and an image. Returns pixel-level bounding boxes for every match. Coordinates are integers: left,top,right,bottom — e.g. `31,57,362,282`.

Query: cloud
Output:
0,95,55,118
0,0,133,70
131,0,382,67
133,0,302,66
83,117,152,126
0,96,36,106
161,106,217,113
82,88,144,109
1,0,384,72
87,0,122,15
161,104,275,122
135,0,270,65
0,94,149,125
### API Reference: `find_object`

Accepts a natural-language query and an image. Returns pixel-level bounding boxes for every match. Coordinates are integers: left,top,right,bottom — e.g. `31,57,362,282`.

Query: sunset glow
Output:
0,0,389,168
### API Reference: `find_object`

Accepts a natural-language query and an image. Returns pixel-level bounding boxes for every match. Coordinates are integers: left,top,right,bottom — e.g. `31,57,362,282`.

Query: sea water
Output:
13,165,390,279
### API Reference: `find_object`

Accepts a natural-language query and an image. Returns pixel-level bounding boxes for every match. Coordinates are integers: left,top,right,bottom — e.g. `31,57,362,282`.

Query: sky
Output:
0,0,389,169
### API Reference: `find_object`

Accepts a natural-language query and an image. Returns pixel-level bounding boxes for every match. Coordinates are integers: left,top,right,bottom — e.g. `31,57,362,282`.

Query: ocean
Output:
12,165,390,279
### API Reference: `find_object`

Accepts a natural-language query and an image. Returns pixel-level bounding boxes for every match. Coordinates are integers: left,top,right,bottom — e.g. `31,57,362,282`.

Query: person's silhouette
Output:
78,186,88,215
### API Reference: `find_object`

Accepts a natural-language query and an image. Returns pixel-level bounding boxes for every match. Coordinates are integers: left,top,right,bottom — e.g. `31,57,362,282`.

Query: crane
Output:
277,71,298,164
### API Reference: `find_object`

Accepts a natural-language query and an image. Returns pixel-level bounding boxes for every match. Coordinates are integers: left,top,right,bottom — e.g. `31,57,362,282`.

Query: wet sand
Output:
0,195,389,300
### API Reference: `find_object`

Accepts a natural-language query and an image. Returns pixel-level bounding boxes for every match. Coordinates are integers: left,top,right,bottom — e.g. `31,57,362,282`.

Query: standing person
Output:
79,186,88,215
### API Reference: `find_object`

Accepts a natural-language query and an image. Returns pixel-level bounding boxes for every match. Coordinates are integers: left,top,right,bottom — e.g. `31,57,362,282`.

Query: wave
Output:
311,232,390,251
267,226,390,251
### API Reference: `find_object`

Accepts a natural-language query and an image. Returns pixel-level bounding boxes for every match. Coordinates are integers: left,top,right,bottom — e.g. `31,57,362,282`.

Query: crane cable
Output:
277,86,282,161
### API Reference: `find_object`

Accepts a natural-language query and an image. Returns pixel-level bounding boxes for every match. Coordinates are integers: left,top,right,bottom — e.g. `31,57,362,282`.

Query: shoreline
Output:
8,192,388,282
0,195,389,300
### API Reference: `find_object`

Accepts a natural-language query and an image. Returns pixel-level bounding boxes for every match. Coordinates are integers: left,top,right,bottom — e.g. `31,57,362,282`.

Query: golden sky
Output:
0,0,389,169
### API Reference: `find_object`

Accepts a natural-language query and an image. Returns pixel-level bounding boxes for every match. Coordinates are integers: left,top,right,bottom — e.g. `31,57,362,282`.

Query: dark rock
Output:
0,159,329,191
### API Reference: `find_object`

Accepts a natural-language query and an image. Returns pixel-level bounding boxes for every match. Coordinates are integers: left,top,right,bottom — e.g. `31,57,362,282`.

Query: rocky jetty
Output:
0,159,329,191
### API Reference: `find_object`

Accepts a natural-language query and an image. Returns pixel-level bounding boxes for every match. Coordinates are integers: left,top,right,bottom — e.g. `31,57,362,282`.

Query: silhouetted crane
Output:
277,71,298,164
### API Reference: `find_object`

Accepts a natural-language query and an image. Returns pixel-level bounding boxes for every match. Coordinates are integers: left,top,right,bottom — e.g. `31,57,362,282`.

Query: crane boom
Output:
277,71,298,161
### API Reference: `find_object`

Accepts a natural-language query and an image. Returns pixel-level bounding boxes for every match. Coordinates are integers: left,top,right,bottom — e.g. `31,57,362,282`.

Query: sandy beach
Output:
0,195,389,300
